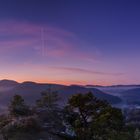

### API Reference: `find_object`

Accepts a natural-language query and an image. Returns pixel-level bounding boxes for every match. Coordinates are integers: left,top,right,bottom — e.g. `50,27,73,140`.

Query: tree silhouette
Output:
9,95,30,117
64,92,124,140
36,87,59,110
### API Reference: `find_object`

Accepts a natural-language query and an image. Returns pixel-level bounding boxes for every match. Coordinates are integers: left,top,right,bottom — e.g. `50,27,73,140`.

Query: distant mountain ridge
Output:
0,80,122,110
1,79,140,89
0,79,19,87
58,85,122,104
121,88,140,104
86,85,140,88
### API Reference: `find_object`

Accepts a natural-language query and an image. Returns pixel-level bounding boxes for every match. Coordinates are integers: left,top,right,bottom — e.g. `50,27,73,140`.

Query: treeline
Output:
0,90,139,140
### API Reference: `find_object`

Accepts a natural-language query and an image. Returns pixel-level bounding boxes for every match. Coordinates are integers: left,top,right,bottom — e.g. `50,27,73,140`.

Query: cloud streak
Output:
49,66,124,76
20,62,124,77
0,20,100,62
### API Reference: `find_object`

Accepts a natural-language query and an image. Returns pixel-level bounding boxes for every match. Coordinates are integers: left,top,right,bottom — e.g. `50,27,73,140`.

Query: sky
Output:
0,0,140,85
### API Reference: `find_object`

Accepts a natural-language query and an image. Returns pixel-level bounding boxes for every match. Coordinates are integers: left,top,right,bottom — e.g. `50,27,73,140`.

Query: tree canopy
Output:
36,88,59,110
64,92,124,140
9,95,30,117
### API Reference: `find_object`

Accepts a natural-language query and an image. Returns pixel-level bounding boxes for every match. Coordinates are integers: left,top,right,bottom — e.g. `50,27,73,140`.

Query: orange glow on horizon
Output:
0,77,116,86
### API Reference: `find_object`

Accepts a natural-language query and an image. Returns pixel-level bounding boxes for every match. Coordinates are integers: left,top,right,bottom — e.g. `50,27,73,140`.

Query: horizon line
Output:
0,79,140,87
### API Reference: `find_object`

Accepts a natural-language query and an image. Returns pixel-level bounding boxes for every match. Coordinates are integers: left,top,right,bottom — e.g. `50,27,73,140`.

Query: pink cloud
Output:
0,20,100,62
49,66,124,76
20,62,123,76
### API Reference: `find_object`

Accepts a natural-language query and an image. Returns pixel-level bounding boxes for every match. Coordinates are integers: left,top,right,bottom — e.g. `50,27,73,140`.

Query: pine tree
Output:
64,92,124,140
36,87,59,110
9,95,30,117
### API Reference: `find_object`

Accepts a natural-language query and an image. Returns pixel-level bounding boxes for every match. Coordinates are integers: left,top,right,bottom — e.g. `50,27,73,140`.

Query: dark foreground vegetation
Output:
0,89,139,140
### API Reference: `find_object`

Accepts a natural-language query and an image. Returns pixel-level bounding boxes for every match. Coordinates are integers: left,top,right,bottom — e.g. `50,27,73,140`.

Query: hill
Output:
121,88,140,104
0,79,19,91
0,80,122,112
58,85,121,105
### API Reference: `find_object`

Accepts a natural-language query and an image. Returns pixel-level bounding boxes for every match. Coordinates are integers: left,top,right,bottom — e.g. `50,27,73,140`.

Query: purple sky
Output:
0,0,140,85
